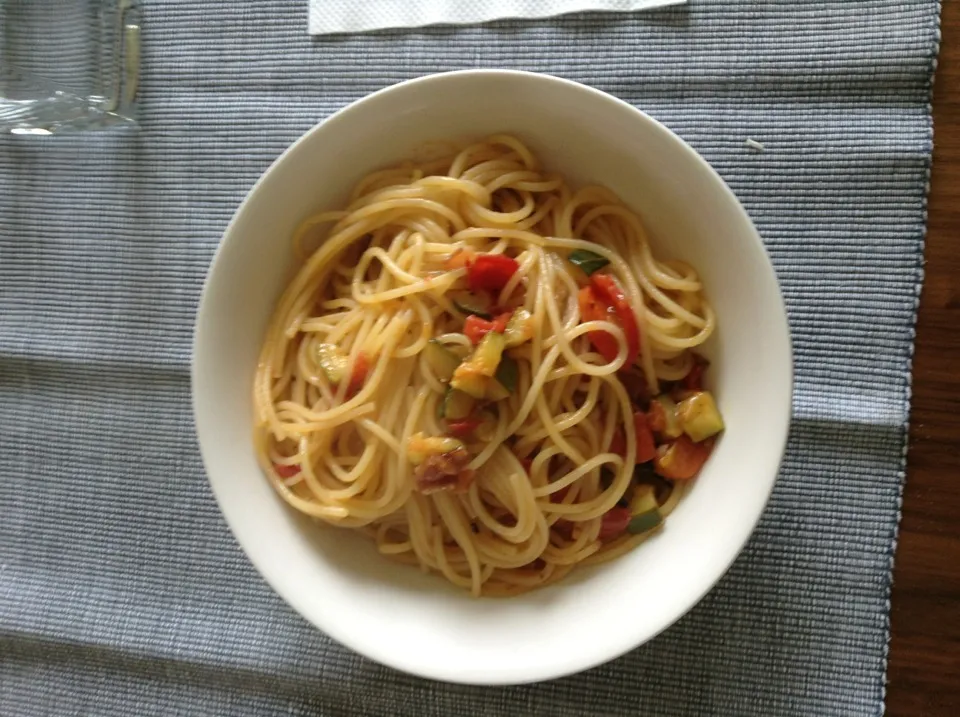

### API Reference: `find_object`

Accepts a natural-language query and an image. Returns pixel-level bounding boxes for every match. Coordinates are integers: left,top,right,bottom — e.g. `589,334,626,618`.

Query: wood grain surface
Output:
887,3,960,715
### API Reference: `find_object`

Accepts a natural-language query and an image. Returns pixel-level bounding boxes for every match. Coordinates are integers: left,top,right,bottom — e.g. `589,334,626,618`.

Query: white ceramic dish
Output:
193,70,792,685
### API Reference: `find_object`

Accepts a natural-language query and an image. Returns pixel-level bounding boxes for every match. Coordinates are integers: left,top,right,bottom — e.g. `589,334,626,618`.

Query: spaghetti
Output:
253,135,723,596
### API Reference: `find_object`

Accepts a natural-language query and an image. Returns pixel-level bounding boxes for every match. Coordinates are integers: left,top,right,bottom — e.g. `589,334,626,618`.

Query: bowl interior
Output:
193,71,792,685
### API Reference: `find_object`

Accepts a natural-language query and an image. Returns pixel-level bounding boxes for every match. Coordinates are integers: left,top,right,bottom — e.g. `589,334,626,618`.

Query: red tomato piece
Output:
464,315,497,344
464,313,510,344
609,412,656,463
590,274,640,366
654,435,713,480
467,254,520,292
577,286,620,362
446,418,483,437
492,311,512,333
633,411,657,463
647,399,668,434
598,506,632,541
273,463,300,479
346,351,369,395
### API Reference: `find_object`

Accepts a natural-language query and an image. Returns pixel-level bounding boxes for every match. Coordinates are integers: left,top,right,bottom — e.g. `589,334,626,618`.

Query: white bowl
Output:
192,70,792,685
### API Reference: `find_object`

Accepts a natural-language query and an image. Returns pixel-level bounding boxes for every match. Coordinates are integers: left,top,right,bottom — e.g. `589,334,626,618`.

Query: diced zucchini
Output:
315,343,349,383
450,331,516,400
471,331,506,377
441,388,475,421
424,339,461,382
449,371,512,401
451,331,505,394
626,508,662,535
450,366,488,398
495,355,518,393
503,308,534,347
650,395,683,439
406,432,465,465
629,483,659,515
449,291,493,319
484,378,511,401
676,391,725,442
474,409,498,442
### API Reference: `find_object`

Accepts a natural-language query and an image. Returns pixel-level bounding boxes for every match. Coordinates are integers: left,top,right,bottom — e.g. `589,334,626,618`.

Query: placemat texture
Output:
0,1,941,715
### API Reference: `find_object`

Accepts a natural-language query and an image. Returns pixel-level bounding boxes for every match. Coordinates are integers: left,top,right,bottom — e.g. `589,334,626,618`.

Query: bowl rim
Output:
192,69,794,685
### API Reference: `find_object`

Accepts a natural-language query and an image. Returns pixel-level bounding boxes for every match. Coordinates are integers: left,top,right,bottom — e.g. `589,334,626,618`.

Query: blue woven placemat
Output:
0,1,941,714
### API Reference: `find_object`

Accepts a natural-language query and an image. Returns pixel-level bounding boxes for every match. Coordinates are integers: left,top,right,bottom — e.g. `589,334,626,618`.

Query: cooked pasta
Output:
253,135,723,596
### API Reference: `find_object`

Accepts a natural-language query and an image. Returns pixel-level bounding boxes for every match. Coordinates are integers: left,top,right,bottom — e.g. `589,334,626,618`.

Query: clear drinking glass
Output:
0,0,141,134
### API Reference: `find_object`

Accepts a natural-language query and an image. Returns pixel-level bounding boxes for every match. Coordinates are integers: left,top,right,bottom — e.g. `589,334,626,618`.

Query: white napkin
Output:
309,0,685,35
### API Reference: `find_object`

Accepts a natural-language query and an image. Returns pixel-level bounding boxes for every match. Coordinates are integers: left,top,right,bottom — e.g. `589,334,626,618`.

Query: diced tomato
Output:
608,412,656,463
654,435,713,480
467,254,520,292
346,351,369,395
273,463,300,479
464,315,496,344
492,311,512,333
590,274,640,366
647,399,668,434
446,418,483,437
682,354,708,391
577,286,620,363
463,313,510,344
445,248,476,271
633,411,657,463
598,507,632,541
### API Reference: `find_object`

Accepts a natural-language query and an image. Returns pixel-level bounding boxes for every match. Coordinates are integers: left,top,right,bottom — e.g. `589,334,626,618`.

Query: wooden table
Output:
887,3,960,715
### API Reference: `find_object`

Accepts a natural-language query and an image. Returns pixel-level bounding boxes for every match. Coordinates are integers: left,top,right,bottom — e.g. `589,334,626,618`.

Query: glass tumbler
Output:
0,0,140,134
